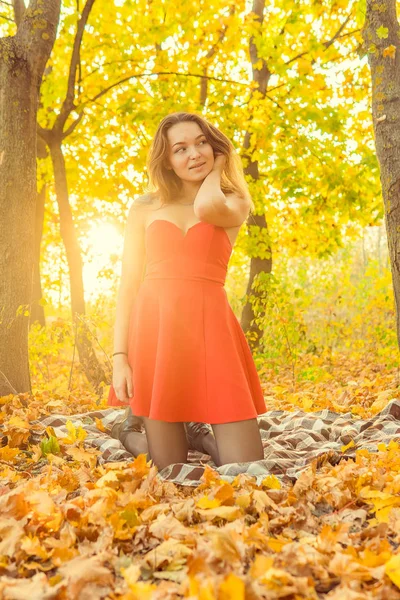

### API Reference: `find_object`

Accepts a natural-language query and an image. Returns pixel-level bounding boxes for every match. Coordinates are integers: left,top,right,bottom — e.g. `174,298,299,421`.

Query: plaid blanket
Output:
29,400,400,488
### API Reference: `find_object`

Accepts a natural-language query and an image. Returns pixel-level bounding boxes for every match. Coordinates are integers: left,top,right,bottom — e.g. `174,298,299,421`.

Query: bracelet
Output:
113,352,128,357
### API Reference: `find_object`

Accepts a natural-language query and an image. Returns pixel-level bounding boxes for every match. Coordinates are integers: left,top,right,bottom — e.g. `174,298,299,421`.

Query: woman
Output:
108,111,265,471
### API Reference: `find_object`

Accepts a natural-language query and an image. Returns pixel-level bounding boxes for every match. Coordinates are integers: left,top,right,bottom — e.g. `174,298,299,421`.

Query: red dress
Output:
107,219,266,423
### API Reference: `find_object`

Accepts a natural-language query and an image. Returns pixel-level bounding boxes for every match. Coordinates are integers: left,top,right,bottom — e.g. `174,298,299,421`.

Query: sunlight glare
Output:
83,222,124,300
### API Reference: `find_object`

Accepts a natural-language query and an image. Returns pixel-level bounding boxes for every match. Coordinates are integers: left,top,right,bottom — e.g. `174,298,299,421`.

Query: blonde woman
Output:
108,112,265,471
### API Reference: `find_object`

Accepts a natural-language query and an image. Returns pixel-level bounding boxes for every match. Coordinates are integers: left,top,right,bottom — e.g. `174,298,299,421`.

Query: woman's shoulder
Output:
130,192,162,212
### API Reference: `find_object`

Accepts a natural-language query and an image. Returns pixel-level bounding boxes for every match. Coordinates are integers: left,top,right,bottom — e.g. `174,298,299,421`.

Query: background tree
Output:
362,0,400,347
37,0,109,390
0,0,60,396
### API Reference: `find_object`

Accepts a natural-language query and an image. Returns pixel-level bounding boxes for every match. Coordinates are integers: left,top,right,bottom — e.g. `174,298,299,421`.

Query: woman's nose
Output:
188,147,201,158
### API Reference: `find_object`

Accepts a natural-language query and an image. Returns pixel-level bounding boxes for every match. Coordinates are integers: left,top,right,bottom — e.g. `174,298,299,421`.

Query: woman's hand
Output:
113,356,134,403
211,153,226,173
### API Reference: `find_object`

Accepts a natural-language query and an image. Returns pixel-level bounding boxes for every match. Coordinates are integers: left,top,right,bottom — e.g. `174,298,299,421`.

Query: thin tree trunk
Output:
0,0,61,396
363,0,400,347
35,0,107,391
31,184,46,327
240,0,272,351
48,139,107,390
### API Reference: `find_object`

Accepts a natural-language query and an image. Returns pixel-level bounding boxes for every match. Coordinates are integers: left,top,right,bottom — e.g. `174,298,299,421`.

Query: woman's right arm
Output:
112,202,147,403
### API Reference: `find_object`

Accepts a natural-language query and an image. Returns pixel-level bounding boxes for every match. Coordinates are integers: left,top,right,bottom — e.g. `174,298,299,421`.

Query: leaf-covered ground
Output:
1,352,400,599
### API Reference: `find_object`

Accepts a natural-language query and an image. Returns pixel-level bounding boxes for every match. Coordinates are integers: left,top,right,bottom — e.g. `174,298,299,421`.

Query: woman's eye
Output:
175,140,206,153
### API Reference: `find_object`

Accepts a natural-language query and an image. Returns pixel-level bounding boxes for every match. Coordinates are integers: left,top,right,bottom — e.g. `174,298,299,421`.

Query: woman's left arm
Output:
193,157,251,227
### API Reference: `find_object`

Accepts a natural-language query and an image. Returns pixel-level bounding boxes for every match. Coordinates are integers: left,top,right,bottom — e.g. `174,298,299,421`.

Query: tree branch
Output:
62,110,85,139
82,71,253,106
200,3,235,105
15,0,61,77
54,0,96,133
12,0,24,26
284,14,353,66
0,12,13,21
82,57,139,81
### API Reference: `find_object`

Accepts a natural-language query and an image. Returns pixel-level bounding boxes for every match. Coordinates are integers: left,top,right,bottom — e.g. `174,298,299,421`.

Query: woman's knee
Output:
211,418,264,465
141,418,189,470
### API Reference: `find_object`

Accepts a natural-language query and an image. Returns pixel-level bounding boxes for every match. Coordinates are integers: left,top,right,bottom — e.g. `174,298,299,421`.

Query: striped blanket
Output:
28,399,400,488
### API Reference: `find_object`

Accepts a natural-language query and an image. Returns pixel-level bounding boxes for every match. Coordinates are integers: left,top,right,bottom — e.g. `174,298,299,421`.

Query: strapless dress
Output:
107,219,266,423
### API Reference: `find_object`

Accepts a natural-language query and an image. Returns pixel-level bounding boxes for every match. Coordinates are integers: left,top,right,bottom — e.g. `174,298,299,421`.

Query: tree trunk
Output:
31,185,46,327
48,139,108,390
241,209,272,347
363,0,400,347
240,0,273,351
0,0,61,396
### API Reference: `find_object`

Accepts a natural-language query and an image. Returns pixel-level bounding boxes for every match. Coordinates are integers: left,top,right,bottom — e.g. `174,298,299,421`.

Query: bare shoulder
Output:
127,193,160,225
130,192,159,212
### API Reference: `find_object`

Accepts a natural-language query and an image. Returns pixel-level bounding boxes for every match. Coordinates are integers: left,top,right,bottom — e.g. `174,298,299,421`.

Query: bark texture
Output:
240,0,273,350
363,1,400,347
0,0,61,395
31,185,46,327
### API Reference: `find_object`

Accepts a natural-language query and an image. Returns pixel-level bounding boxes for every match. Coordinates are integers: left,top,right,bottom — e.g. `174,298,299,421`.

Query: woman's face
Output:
166,121,215,182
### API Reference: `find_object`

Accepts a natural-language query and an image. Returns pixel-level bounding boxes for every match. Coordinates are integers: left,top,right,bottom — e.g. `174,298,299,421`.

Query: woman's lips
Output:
190,162,206,170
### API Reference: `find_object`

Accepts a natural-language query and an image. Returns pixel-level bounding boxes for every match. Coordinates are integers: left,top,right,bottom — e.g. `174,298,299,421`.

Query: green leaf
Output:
40,436,60,457
120,508,140,526
376,26,389,40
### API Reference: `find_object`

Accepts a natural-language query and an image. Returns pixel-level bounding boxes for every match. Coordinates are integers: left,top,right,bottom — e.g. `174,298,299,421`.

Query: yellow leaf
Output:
302,397,313,410
262,475,281,490
250,554,274,578
359,488,400,523
8,416,30,429
196,495,220,509
200,464,221,487
236,493,251,509
218,573,245,599
95,417,106,432
121,563,141,587
341,439,355,452
214,482,235,504
360,548,391,568
385,553,400,588
63,420,87,444
131,453,150,476
188,576,216,600
21,535,50,560
0,446,20,462
266,536,290,552
196,506,242,522
96,470,119,488
65,446,98,468
297,58,312,76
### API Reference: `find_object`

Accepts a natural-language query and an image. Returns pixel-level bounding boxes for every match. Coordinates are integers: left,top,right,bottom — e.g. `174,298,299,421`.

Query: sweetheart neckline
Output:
145,219,232,249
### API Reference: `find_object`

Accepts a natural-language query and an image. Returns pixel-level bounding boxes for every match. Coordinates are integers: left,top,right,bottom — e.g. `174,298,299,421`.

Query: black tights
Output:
123,417,264,472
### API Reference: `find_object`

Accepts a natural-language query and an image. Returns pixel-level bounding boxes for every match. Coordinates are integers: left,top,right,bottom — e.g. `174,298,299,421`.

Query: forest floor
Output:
1,351,400,599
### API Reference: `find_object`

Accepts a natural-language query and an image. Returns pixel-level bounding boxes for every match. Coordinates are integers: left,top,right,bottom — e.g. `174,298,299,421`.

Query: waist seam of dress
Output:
144,275,224,286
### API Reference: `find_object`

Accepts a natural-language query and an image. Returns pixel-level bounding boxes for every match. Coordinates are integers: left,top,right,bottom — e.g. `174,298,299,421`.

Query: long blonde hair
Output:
143,112,254,211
